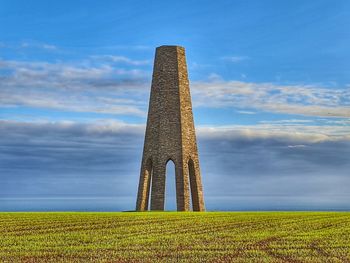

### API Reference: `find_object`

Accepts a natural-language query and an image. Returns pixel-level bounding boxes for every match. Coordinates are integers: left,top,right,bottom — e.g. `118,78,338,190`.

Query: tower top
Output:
156,45,185,50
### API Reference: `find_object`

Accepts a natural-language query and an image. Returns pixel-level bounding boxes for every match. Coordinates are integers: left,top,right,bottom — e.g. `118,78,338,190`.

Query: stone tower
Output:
136,45,205,211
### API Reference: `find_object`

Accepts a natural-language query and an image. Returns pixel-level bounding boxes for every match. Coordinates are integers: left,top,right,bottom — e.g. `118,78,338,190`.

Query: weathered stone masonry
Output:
136,45,205,211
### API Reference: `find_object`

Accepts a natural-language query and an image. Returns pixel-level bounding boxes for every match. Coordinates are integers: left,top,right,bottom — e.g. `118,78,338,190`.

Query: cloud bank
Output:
1,57,350,119
1,120,349,211
0,58,150,117
192,80,350,118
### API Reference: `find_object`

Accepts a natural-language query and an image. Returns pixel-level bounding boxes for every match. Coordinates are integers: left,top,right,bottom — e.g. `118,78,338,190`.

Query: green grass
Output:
0,212,349,262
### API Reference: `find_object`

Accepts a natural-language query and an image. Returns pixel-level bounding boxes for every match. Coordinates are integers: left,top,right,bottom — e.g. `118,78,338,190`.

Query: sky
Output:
0,0,349,211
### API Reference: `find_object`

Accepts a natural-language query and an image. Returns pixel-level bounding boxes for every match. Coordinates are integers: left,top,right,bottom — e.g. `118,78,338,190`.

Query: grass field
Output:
0,212,349,262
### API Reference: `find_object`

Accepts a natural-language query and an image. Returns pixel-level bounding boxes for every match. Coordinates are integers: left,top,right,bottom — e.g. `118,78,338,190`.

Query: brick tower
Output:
136,45,205,211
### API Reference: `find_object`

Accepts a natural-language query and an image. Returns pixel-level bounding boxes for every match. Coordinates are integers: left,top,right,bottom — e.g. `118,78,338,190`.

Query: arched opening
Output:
165,159,176,211
188,158,199,211
145,158,153,211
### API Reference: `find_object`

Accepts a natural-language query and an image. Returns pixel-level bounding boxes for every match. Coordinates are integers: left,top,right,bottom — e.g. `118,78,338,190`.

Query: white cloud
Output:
197,124,350,143
237,110,256,115
288,145,306,148
1,119,349,144
259,119,314,124
191,80,350,118
0,58,149,116
20,41,57,50
98,45,151,51
221,56,250,63
91,55,151,66
1,55,350,120
41,44,57,50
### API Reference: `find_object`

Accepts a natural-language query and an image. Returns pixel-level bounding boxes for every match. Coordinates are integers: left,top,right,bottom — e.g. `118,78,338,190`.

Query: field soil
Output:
0,212,349,262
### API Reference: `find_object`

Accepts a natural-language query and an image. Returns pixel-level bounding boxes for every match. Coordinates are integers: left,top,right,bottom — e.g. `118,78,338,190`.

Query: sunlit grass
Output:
1,212,349,262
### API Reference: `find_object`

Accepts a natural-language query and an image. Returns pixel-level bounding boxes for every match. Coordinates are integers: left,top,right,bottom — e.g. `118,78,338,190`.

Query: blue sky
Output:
0,0,349,211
